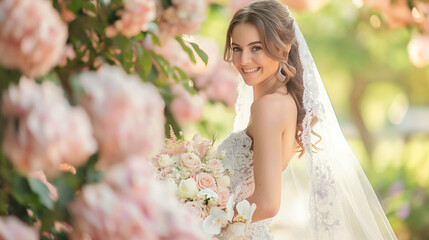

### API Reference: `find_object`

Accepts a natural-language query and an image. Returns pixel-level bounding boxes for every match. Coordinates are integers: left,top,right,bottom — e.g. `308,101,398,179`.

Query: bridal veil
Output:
232,5,397,240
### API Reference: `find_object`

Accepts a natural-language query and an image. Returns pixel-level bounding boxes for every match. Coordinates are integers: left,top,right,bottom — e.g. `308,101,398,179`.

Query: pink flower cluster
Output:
0,0,68,77
195,60,239,108
69,158,207,240
78,64,165,169
152,132,232,221
2,77,97,176
159,0,207,36
169,84,205,126
105,0,157,37
0,216,38,240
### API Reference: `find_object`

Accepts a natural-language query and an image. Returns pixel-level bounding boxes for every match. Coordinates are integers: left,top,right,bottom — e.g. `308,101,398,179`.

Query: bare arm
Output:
245,95,297,222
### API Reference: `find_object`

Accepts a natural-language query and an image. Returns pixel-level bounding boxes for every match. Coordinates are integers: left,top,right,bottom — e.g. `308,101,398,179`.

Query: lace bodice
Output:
217,130,273,240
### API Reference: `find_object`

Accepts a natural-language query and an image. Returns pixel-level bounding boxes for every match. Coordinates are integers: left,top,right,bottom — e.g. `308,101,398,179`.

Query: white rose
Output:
177,178,199,199
216,175,230,188
158,154,174,167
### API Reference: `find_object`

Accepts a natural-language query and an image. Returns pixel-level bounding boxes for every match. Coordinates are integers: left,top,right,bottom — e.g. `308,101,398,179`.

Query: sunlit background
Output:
182,0,429,239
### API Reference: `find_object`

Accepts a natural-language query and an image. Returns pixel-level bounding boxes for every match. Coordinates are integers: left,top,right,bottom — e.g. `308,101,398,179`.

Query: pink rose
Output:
195,172,216,190
0,0,68,77
215,188,231,208
0,216,38,240
180,152,201,172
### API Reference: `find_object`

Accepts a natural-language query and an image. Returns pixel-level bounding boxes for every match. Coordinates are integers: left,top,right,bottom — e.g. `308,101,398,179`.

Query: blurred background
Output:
0,0,428,239
183,0,429,239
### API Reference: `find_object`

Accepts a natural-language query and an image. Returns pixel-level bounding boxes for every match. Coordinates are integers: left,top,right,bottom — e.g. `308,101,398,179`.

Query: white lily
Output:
225,195,235,222
202,207,228,235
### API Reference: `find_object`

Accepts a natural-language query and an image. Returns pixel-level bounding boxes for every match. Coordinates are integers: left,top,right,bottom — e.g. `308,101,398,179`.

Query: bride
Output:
217,0,398,239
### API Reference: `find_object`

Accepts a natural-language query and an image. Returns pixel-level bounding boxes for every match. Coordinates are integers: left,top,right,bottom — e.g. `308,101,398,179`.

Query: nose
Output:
240,49,252,65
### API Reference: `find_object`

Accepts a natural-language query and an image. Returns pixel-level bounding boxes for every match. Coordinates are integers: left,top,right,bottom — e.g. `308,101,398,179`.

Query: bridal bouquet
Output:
152,128,256,238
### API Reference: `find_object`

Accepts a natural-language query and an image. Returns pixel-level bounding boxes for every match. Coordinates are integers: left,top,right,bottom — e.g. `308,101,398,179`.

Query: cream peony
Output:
0,216,38,240
177,178,199,199
78,64,165,169
0,0,68,77
2,77,97,176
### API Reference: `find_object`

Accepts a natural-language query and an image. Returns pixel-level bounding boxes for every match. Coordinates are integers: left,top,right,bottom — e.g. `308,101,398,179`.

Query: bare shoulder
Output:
250,93,297,130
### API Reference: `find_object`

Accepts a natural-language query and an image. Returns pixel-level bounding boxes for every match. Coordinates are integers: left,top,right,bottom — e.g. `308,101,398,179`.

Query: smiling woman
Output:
215,0,398,239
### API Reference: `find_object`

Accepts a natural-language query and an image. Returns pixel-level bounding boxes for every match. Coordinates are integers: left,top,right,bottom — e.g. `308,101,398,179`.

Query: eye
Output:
252,46,262,52
232,47,241,52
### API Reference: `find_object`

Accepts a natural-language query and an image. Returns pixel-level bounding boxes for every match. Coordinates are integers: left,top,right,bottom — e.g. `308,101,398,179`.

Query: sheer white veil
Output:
233,5,397,240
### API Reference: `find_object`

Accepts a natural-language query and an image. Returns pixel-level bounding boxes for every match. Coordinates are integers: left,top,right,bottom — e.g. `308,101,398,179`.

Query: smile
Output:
242,67,260,73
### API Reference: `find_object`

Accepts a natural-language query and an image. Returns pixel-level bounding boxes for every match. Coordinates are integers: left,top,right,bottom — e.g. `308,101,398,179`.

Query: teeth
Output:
243,67,259,73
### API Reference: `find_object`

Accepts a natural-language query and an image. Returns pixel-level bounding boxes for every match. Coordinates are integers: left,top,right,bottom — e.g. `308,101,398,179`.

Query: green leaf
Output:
28,178,54,210
151,51,170,77
136,46,152,81
175,37,196,64
189,42,209,66
148,31,161,46
174,67,189,81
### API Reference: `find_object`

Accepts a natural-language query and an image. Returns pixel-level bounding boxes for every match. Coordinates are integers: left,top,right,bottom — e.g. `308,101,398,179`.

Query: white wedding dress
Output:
217,130,274,240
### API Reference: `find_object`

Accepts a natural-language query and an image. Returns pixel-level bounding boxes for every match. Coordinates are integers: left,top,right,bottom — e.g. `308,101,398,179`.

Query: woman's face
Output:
231,23,279,87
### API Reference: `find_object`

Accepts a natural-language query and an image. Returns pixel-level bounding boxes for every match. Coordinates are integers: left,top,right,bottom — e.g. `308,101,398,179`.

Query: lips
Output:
242,67,260,73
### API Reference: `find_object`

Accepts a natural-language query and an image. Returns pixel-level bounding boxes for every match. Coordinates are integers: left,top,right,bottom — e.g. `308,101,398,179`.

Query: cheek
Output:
232,54,240,70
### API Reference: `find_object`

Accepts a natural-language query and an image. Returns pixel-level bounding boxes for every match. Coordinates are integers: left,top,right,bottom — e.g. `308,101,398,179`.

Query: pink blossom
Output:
407,34,429,67
78,64,165,169
191,134,212,159
195,60,239,108
106,0,157,37
159,0,207,36
195,172,217,190
0,216,38,240
0,0,68,77
169,84,205,126
2,77,97,176
29,170,58,201
69,158,207,240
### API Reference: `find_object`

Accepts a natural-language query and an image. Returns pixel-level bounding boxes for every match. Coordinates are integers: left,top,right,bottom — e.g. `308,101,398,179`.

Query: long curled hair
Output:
224,0,318,157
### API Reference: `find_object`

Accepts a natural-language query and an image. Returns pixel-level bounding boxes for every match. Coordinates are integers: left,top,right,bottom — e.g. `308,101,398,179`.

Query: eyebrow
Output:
231,41,262,46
